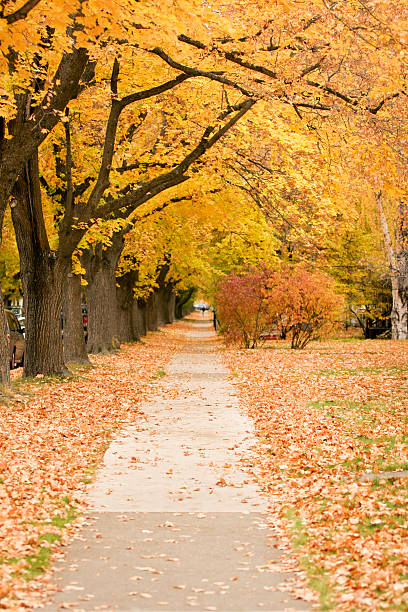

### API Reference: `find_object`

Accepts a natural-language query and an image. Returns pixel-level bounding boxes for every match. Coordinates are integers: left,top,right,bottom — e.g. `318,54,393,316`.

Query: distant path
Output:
43,318,309,611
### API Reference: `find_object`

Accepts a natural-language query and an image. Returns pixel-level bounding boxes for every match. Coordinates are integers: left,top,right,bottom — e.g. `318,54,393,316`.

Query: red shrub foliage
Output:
266,265,342,348
215,264,275,348
216,264,342,349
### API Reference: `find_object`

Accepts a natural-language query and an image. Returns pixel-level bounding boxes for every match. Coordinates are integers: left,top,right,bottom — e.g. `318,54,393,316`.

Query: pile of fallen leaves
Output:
0,322,189,609
222,338,408,610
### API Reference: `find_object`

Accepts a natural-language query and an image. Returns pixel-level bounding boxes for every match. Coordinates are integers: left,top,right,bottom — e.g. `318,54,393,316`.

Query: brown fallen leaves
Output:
0,322,189,609
222,338,408,610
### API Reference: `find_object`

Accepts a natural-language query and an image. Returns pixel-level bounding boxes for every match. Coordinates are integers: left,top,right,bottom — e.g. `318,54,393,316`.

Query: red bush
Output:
216,264,342,349
215,264,275,348
266,265,342,348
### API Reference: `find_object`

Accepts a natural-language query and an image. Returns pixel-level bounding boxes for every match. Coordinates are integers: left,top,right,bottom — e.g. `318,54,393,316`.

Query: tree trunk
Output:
23,266,67,377
0,287,10,388
175,287,195,319
167,291,176,323
146,292,159,331
117,271,140,342
157,287,172,326
157,286,176,326
154,264,171,327
0,186,10,385
377,193,408,339
157,289,167,327
63,274,89,364
135,299,147,337
11,152,70,377
391,255,408,340
83,235,124,354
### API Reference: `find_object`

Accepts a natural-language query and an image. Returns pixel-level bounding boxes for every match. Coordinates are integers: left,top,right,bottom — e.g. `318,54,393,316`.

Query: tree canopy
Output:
0,0,407,381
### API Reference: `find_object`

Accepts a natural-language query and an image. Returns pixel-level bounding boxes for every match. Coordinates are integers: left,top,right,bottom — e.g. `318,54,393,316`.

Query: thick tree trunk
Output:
157,288,170,326
377,193,408,339
23,266,67,377
83,235,124,354
157,286,176,326
0,289,10,388
0,188,10,385
117,291,134,344
175,287,195,319
153,264,171,328
0,54,90,381
146,292,159,331
117,271,140,343
135,299,147,337
167,292,176,323
12,152,69,377
86,264,119,354
63,274,89,364
390,287,408,339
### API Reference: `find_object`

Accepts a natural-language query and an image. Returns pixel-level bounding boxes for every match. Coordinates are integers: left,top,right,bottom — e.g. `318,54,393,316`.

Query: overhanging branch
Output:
99,98,256,220
4,0,42,24
149,47,255,98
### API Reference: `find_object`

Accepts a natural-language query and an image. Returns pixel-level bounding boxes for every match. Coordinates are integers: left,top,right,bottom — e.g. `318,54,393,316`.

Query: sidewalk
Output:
43,318,309,611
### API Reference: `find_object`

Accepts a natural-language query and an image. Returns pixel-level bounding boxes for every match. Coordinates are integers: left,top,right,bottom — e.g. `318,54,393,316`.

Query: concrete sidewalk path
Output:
43,319,309,612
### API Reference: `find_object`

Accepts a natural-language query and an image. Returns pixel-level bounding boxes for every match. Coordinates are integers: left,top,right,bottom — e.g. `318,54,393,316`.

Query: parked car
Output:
10,306,25,329
5,309,25,369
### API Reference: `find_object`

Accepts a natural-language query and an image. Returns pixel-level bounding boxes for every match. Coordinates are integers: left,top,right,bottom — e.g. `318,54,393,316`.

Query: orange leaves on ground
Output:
223,339,408,610
0,323,188,609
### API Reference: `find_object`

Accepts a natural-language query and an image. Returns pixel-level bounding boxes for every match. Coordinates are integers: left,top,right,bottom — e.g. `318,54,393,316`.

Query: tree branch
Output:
129,194,193,225
62,109,74,231
119,73,191,109
303,15,322,30
82,71,193,223
301,59,325,77
149,47,255,98
178,34,277,79
4,0,41,24
99,98,256,220
0,47,89,202
177,33,398,116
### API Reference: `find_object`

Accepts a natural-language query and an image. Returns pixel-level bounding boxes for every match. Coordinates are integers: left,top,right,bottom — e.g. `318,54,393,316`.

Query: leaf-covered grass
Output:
223,338,408,610
316,364,408,377
151,365,166,379
0,496,77,595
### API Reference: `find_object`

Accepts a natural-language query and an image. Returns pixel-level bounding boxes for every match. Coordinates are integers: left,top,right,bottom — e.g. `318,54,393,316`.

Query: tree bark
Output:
0,287,10,388
11,152,70,377
135,299,148,337
83,235,124,354
117,270,140,343
146,292,159,332
175,287,195,319
63,274,89,364
0,54,86,384
377,193,408,339
154,264,171,327
157,285,176,326
157,289,170,326
167,292,176,323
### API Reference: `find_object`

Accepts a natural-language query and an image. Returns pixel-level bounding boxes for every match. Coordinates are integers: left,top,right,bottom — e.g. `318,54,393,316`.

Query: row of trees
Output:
0,0,407,386
0,0,262,384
